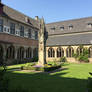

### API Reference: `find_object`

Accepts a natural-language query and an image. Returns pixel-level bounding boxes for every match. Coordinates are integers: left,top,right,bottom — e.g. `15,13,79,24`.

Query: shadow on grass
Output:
5,67,88,92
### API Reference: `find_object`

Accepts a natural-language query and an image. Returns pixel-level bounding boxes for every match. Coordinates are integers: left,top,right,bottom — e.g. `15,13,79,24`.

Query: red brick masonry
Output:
0,33,38,46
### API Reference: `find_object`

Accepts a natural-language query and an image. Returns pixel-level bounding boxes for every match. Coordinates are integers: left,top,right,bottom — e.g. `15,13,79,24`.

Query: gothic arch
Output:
48,48,55,58
66,46,74,57
77,46,84,55
6,45,15,59
26,47,32,58
57,47,64,57
17,47,24,60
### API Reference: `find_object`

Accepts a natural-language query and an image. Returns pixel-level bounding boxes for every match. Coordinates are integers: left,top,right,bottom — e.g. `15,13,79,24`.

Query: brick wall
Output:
0,33,38,47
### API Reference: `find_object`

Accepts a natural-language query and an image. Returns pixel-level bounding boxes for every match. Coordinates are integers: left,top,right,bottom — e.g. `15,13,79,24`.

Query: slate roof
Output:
2,3,39,29
46,32,92,46
46,17,92,35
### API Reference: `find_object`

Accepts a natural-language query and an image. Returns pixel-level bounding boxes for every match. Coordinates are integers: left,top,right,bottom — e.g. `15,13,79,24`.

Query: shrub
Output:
60,57,67,62
73,47,89,63
78,55,89,63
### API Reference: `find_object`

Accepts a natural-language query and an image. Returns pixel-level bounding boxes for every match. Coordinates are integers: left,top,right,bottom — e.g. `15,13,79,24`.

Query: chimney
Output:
0,0,4,14
35,16,39,21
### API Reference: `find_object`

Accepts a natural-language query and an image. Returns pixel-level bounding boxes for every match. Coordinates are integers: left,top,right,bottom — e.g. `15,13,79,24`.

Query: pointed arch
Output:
26,47,32,58
77,46,84,56
17,47,24,60
57,47,64,57
6,45,15,59
48,48,55,58
66,46,74,57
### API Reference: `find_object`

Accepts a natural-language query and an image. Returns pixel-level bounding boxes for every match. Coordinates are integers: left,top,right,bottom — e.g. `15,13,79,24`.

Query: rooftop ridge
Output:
46,16,92,25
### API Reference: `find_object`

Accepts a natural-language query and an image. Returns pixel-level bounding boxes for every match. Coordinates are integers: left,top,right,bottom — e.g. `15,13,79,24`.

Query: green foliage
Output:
47,60,58,66
73,47,89,63
88,77,92,92
60,57,67,62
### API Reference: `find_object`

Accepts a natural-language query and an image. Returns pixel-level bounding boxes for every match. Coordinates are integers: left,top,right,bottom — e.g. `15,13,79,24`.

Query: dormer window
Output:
69,25,73,30
87,23,92,28
50,27,55,31
60,26,64,30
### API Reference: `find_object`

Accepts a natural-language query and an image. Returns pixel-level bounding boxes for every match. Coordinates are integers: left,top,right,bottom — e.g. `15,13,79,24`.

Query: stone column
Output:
15,46,18,59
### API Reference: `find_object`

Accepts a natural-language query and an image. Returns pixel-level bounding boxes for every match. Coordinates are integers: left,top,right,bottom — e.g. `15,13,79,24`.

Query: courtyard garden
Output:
1,63,92,92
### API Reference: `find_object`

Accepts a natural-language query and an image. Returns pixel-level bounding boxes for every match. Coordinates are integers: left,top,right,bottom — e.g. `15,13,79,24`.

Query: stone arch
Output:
6,45,15,59
77,46,84,55
48,47,55,58
88,46,92,58
17,47,24,60
26,47,32,58
33,48,38,57
66,46,74,57
57,47,64,58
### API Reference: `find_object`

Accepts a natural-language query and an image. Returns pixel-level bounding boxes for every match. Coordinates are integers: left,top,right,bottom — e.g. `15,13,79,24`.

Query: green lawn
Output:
5,63,92,92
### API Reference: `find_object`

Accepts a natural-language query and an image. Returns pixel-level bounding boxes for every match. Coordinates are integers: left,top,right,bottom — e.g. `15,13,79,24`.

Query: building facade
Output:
46,17,92,63
1,2,92,64
0,2,39,64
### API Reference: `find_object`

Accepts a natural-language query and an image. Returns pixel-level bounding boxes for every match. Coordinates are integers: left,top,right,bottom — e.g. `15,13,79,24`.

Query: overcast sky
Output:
2,0,92,23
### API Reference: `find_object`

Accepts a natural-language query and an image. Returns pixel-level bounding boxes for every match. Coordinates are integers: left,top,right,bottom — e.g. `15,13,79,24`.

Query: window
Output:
0,19,3,32
35,31,38,40
3,26,10,33
69,25,73,30
15,29,20,36
28,29,31,38
77,46,84,56
20,26,24,37
60,26,64,30
10,23,15,34
48,48,55,58
24,31,28,38
66,47,74,57
50,27,55,31
57,47,64,57
87,23,92,28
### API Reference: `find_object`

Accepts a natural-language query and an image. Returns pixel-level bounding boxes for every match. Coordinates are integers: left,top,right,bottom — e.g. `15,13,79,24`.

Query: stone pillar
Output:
54,47,57,58
63,47,67,57
38,18,46,66
24,48,26,59
15,46,18,59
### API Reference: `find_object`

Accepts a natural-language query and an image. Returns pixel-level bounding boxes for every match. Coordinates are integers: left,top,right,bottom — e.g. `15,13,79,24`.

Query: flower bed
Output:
21,63,62,72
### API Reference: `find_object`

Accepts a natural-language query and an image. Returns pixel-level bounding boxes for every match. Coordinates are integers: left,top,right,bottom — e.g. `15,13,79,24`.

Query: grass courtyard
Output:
5,63,92,92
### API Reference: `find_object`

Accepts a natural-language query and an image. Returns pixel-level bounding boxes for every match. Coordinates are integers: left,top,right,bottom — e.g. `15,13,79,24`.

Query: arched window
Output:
88,47,92,58
33,48,38,57
48,48,55,58
0,45,3,59
17,47,24,60
26,47,32,58
57,47,64,57
6,46,15,59
66,47,74,57
77,46,84,56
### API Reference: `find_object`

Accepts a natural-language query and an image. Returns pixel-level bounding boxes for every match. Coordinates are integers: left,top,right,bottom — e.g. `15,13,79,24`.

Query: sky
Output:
2,0,92,23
